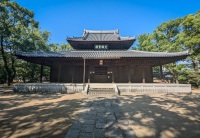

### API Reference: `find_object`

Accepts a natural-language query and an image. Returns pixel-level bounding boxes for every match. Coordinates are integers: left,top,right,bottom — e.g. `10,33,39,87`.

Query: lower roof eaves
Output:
14,50,190,59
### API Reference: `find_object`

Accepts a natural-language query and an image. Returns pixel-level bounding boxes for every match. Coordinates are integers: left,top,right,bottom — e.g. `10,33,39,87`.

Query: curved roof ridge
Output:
120,36,136,40
84,29,119,34
129,50,168,54
129,50,189,54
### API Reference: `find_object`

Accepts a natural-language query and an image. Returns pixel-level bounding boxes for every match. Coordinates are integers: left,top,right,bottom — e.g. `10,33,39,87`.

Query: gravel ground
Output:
0,87,200,138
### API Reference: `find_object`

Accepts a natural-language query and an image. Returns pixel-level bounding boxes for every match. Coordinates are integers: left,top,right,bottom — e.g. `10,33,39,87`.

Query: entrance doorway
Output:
93,66,111,83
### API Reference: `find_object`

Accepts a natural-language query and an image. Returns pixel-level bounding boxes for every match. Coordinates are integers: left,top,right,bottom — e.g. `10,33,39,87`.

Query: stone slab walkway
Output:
65,96,135,138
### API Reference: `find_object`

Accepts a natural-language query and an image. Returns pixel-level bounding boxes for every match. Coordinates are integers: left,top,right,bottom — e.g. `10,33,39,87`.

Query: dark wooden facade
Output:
14,30,189,83
50,62,153,83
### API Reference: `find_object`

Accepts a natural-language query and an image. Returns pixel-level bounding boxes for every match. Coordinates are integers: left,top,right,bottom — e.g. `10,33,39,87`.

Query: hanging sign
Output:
94,44,109,50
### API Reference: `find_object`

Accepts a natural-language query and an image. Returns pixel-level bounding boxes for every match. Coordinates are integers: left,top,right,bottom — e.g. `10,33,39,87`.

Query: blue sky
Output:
16,0,200,46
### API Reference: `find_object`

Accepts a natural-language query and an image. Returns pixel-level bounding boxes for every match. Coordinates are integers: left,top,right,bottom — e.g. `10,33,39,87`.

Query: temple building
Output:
15,30,189,83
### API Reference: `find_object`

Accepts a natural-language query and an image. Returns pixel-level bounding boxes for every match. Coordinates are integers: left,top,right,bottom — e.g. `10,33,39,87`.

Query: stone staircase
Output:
87,84,117,96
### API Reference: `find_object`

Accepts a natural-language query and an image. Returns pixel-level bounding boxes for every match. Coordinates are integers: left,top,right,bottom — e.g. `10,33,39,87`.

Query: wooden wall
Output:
50,64,153,83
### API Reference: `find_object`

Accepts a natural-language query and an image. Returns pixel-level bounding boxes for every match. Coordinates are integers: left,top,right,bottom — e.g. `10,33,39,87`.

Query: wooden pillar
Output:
72,65,75,83
160,64,163,82
128,65,131,83
50,66,52,82
150,66,153,83
58,64,61,82
40,64,43,83
112,66,115,83
88,64,90,83
142,66,146,83
83,58,86,90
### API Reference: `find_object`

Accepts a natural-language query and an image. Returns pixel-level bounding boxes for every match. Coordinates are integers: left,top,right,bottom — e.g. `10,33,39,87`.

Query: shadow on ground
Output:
0,88,86,138
119,93,200,138
0,87,200,138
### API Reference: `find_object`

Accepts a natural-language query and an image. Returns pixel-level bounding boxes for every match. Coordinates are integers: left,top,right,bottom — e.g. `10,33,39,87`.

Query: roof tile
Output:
67,29,135,41
14,50,189,59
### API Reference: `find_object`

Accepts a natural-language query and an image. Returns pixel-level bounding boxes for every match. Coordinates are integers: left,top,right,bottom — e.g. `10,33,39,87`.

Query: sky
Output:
15,0,200,46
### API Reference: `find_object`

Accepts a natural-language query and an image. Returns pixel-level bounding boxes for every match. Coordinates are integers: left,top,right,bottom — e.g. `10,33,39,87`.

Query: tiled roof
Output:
14,50,189,59
67,29,136,41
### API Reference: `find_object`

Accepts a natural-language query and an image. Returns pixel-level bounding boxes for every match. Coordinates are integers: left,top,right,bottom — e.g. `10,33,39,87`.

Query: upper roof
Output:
67,29,136,41
14,50,189,59
66,29,136,50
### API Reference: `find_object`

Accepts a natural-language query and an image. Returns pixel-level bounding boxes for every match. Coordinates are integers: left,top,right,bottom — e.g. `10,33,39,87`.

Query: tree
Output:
0,54,6,83
154,18,182,52
49,43,72,51
49,43,59,52
137,19,183,83
136,33,156,51
60,43,72,51
154,19,183,83
0,1,50,85
179,11,200,72
137,11,200,85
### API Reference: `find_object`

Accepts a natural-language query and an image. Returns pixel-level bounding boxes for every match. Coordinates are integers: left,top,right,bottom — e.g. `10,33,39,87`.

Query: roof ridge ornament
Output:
116,29,119,34
84,29,120,34
83,29,86,35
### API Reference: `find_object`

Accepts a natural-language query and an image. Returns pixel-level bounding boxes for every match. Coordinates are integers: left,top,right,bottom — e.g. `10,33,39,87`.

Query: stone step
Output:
87,84,116,95
88,92,115,95
90,86,114,89
89,88,114,90
89,89,114,92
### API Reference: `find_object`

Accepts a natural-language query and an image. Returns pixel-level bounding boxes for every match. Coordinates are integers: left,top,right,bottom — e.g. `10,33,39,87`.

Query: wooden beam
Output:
50,66,52,82
72,65,75,83
142,67,146,83
83,58,86,90
112,65,115,83
160,64,163,82
88,65,90,83
128,65,131,83
58,64,61,82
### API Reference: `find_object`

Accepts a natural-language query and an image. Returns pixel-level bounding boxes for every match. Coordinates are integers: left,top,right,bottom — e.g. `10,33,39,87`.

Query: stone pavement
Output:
65,96,135,138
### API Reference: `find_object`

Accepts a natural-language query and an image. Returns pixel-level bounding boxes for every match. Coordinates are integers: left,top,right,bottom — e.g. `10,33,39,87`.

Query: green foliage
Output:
60,43,72,51
0,56,7,83
179,11,200,72
153,18,183,52
14,25,51,52
137,10,200,86
165,63,185,83
178,68,200,88
187,72,200,88
49,43,59,52
136,33,157,51
0,1,50,85
49,43,72,51
15,61,50,83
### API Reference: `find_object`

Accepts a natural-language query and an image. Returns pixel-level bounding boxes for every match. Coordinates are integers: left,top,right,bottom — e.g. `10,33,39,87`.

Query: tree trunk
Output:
0,35,11,86
172,72,179,84
175,77,179,84
167,66,179,84
11,56,16,83
159,65,163,82
172,73,179,84
23,77,25,83
192,61,199,72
